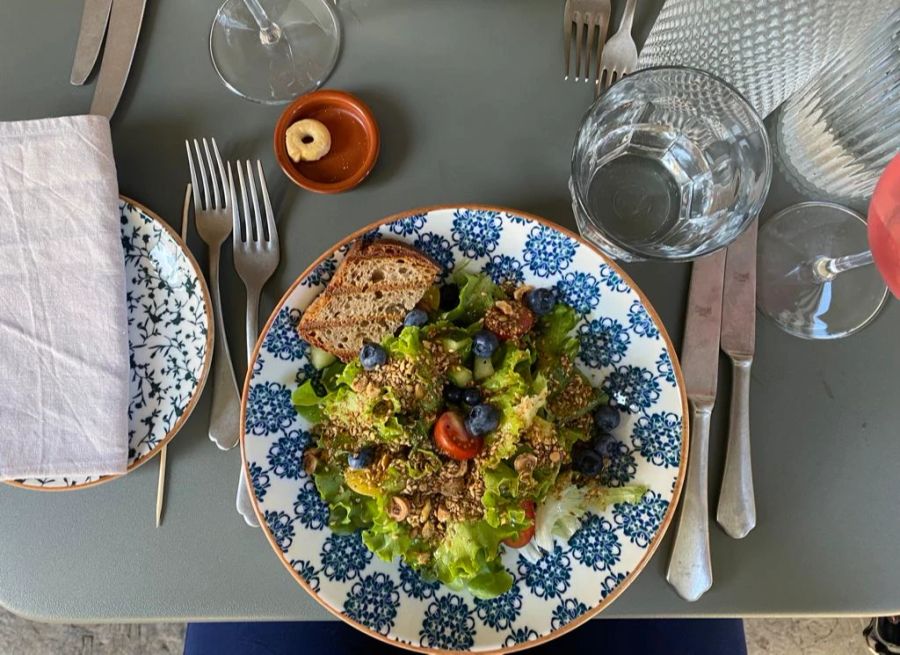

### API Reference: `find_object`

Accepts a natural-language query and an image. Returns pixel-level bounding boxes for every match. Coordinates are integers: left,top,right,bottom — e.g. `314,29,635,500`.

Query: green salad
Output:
293,271,646,599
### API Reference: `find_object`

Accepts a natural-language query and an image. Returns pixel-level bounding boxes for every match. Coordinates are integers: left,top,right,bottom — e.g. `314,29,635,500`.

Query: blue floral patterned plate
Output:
241,207,687,653
11,198,213,490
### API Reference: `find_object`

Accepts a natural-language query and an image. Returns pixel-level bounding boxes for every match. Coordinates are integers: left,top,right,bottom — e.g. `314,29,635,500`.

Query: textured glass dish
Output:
775,8,900,202
570,67,771,262
637,0,892,118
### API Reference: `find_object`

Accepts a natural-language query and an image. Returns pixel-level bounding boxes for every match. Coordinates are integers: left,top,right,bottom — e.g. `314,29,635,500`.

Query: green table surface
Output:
1,0,898,623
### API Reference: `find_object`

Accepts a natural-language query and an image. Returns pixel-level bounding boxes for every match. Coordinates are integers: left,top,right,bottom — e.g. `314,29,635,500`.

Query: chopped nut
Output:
416,552,430,565
419,498,432,523
436,506,450,522
549,451,562,463
302,449,320,474
444,459,468,478
421,522,434,539
440,477,465,497
514,453,538,474
513,284,534,303
414,383,425,399
389,496,410,521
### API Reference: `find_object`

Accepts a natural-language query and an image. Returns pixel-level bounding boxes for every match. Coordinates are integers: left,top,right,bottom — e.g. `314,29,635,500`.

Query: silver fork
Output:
229,160,280,528
185,138,242,451
597,0,639,94
564,0,611,86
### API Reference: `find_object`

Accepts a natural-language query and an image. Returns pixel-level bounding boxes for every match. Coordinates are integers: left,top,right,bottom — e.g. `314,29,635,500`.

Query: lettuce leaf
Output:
313,463,375,534
439,272,504,325
430,520,520,599
536,304,580,359
384,326,424,358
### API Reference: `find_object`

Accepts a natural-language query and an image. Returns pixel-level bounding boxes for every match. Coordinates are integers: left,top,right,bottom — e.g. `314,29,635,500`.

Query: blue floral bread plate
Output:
241,207,688,653
11,198,213,490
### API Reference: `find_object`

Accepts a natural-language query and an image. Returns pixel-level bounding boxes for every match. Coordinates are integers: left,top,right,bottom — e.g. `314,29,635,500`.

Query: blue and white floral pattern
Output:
242,207,687,652
451,209,503,258
17,200,212,490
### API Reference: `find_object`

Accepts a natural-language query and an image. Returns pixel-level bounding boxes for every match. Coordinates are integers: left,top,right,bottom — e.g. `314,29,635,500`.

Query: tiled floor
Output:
0,608,873,654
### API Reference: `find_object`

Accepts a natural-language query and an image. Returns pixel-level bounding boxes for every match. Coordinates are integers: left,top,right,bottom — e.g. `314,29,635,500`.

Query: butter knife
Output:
667,249,727,602
70,0,113,85
89,0,146,118
717,220,758,539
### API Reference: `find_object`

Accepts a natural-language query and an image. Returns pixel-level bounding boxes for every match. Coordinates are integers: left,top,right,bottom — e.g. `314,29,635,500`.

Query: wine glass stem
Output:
813,250,875,281
243,0,282,45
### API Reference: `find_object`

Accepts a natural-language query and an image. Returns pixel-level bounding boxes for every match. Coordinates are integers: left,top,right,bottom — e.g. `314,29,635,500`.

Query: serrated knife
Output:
717,220,758,539
70,0,113,85
667,249,727,602
88,0,147,119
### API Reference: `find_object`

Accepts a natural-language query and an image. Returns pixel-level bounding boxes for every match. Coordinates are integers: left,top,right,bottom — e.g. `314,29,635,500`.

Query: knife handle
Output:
667,399,713,602
717,356,756,539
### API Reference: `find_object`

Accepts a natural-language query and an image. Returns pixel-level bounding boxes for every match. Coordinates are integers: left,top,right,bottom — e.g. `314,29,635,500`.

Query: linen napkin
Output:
0,115,129,479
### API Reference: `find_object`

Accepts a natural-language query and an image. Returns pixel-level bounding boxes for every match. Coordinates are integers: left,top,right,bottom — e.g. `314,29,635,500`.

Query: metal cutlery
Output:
563,0,611,87
717,220,758,539
228,160,280,528
156,183,194,528
70,0,113,85
86,0,146,118
597,0,639,93
185,138,242,451
667,249,727,602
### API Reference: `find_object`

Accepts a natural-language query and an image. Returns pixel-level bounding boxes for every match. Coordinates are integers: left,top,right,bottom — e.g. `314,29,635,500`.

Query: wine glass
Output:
209,0,341,105
757,154,900,339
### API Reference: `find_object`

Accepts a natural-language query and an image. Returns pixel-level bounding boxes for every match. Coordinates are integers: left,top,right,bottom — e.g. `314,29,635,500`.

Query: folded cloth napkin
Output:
0,115,129,479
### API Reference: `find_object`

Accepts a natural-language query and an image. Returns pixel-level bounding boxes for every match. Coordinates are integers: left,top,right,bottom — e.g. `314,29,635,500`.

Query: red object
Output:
503,500,536,548
868,154,900,298
274,90,380,194
433,411,483,460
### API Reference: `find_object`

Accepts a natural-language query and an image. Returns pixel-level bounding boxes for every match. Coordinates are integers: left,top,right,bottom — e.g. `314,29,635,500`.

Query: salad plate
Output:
241,206,687,653
9,198,213,491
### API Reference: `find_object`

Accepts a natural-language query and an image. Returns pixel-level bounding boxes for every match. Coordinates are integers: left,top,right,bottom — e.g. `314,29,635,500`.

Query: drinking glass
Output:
775,8,900,203
757,154,900,339
209,0,341,105
570,67,772,262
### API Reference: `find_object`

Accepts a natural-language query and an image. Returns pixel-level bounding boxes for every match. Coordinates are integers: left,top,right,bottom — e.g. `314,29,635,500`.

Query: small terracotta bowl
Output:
274,90,380,194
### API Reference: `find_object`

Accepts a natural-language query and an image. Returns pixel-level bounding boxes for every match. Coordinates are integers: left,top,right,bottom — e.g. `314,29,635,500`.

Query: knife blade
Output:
70,0,113,85
89,0,146,119
717,220,758,539
666,249,726,602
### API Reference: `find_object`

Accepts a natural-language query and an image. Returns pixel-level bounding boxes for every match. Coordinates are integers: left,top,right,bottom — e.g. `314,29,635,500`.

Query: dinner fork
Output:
597,0,639,93
229,160,280,528
185,138,242,451
564,0,611,86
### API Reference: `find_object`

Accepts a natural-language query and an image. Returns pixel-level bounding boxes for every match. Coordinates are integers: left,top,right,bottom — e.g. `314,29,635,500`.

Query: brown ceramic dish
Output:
274,90,380,194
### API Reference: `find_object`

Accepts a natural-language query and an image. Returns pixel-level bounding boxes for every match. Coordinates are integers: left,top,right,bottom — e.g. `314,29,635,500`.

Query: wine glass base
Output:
757,202,888,339
209,0,341,105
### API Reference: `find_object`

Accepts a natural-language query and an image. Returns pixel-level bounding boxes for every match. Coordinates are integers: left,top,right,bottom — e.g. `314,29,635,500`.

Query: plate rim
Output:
6,195,215,492
240,204,690,654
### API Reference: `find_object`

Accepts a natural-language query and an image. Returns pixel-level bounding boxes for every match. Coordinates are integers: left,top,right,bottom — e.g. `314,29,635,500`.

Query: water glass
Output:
570,67,772,262
775,7,900,202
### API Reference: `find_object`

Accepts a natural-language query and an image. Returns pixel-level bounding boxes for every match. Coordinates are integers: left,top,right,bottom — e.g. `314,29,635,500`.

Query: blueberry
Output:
348,445,376,469
593,405,620,432
465,403,500,436
439,283,460,310
572,443,604,476
404,308,429,327
525,288,555,315
462,387,482,406
590,430,613,453
472,330,499,358
443,384,464,404
359,343,387,370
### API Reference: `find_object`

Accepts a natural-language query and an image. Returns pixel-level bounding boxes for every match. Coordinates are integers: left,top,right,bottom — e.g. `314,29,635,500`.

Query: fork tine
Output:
236,161,252,243
594,15,609,91
256,161,276,246
246,161,263,244
185,141,202,210
228,162,243,248
573,17,585,82
202,139,221,210
563,8,573,79
192,139,210,211
211,139,229,209
584,13,597,84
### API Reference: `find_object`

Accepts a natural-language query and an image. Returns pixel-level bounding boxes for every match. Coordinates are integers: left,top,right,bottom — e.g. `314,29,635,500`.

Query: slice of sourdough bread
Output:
298,238,441,361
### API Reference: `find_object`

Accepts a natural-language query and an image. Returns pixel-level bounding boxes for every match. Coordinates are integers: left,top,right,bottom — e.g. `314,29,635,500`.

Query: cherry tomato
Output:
484,300,535,340
503,500,536,548
433,411,483,460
